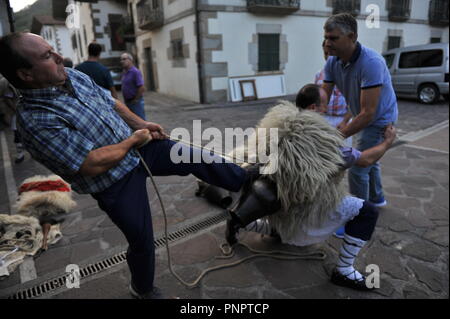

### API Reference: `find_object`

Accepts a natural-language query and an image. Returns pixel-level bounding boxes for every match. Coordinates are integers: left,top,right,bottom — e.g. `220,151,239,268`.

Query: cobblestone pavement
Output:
0,93,448,299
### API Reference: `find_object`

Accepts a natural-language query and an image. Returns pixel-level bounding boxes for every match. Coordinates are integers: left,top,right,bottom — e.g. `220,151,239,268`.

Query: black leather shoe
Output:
330,268,374,291
129,283,165,299
225,216,241,246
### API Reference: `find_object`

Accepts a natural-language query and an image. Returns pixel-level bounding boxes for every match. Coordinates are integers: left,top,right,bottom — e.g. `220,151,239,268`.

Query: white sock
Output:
245,219,272,236
336,233,366,281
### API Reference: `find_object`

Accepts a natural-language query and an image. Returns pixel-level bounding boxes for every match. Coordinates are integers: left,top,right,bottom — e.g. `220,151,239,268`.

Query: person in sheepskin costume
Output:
221,84,396,291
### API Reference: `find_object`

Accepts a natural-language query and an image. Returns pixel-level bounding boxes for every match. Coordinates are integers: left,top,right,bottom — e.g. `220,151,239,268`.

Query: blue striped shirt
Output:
16,68,139,194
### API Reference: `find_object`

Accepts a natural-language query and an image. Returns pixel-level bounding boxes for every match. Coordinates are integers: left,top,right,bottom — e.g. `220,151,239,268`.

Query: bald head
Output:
0,32,66,89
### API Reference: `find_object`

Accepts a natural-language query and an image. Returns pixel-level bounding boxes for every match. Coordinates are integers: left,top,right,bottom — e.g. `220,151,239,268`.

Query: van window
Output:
399,49,443,68
383,54,395,69
420,50,443,67
400,51,421,68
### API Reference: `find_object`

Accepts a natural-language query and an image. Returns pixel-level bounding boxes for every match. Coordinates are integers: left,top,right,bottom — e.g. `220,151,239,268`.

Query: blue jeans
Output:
126,97,146,120
92,139,246,294
348,125,385,202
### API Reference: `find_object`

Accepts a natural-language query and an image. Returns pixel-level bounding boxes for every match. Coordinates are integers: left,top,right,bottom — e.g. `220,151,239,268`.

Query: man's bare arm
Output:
79,129,151,177
114,98,148,130
337,110,352,131
110,86,119,99
355,125,396,167
340,86,381,138
114,99,166,139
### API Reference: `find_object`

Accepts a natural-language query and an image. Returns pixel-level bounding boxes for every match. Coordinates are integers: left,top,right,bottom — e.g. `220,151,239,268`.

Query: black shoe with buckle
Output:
129,283,165,299
225,215,241,246
330,268,374,291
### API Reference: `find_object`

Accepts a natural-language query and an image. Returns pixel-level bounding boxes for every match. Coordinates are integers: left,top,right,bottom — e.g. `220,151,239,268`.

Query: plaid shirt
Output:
16,68,139,194
315,69,348,116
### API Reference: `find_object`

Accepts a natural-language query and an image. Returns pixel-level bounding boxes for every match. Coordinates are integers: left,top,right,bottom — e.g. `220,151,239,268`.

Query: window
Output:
430,37,441,43
399,51,421,68
420,49,443,67
83,25,87,46
171,39,184,59
332,0,361,15
383,54,395,69
399,50,443,68
387,36,401,50
110,22,126,51
77,31,83,57
258,34,280,72
71,33,77,50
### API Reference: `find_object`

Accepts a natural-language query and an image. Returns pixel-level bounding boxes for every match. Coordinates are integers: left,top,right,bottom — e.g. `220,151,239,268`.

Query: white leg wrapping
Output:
336,233,366,281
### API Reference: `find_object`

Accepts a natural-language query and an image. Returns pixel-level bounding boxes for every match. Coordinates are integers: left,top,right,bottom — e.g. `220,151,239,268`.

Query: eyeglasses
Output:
120,57,129,61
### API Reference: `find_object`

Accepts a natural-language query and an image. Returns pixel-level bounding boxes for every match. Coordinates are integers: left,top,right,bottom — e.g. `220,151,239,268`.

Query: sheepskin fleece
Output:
0,214,61,277
231,101,348,241
15,175,76,218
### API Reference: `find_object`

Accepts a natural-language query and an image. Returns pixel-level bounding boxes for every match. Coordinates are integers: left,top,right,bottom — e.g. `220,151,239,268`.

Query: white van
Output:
383,43,449,104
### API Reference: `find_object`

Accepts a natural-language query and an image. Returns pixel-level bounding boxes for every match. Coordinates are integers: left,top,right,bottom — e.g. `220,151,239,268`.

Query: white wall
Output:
136,14,200,102
91,0,128,57
165,0,194,19
410,0,429,20
208,0,449,100
56,26,73,60
301,0,332,12
205,0,245,6
132,0,448,102
41,26,57,51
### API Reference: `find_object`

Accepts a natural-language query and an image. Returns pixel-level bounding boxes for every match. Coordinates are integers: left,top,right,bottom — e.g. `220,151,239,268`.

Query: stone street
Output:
0,92,448,299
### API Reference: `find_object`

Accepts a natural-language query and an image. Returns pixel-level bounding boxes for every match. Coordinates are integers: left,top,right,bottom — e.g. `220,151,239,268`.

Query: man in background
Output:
76,42,118,99
120,52,146,120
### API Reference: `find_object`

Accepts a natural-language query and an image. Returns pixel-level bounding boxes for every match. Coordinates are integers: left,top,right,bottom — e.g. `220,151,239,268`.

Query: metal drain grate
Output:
7,211,228,299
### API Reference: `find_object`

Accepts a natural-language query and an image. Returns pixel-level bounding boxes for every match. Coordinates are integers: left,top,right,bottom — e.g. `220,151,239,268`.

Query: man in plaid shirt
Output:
315,40,352,148
0,32,250,299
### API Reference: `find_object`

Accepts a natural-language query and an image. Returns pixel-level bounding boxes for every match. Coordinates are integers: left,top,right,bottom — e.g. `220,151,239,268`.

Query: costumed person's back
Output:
227,100,348,244
222,98,383,291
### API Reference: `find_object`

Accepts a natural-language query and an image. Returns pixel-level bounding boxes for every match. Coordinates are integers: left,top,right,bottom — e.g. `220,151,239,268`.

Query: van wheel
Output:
418,84,440,104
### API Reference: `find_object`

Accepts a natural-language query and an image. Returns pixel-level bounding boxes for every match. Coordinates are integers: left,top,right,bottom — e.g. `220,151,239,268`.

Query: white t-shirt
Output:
283,196,364,246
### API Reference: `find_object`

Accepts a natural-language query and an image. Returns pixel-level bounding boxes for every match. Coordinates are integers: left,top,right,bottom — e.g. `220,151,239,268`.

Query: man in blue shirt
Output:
0,32,251,299
322,13,398,208
75,42,118,99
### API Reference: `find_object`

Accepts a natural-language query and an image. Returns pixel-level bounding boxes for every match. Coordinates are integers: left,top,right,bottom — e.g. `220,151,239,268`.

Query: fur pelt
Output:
0,175,74,277
15,175,76,220
230,101,348,241
0,214,61,277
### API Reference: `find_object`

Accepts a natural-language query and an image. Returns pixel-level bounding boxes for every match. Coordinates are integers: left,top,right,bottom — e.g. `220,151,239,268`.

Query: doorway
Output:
144,47,156,91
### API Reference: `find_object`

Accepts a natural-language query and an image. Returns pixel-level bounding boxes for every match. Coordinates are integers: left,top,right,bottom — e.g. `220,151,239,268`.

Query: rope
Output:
169,135,247,164
137,138,327,289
